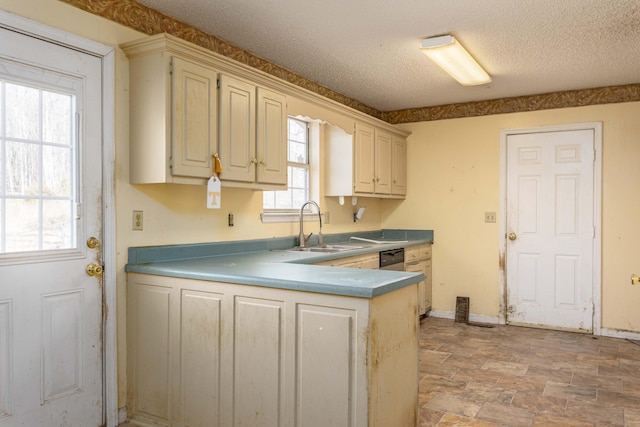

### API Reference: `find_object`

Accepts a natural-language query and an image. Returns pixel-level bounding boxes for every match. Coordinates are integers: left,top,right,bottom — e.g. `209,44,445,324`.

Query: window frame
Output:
262,117,313,221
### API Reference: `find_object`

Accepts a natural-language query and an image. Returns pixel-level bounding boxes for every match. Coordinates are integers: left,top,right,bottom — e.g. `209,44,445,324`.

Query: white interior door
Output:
506,129,595,331
0,27,103,425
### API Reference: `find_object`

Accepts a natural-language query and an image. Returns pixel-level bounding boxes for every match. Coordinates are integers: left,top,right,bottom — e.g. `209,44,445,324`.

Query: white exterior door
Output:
0,27,103,425
506,128,596,331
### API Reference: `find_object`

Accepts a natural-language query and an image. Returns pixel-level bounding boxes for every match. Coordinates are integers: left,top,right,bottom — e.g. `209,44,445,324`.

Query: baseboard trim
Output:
428,310,504,325
428,312,640,340
118,407,127,424
600,328,640,341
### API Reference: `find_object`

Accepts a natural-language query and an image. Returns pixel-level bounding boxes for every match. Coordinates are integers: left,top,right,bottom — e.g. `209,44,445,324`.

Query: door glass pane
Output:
5,198,39,252
6,141,39,195
6,83,40,140
1,77,77,254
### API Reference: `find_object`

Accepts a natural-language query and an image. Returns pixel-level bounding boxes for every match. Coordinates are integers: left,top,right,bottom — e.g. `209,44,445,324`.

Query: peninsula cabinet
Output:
127,273,418,427
218,74,288,189
326,122,407,199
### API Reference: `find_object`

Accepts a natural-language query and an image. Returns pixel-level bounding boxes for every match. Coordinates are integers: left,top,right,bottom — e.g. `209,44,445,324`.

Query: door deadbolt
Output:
86,263,103,277
87,237,100,249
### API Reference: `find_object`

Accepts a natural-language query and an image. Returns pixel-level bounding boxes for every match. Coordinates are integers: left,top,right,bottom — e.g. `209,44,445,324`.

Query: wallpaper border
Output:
61,0,640,124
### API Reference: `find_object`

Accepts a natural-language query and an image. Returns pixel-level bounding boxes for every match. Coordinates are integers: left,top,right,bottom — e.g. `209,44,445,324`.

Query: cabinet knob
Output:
259,160,266,165
251,158,258,165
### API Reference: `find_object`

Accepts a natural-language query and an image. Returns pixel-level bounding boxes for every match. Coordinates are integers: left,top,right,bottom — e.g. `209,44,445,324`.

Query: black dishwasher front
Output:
379,248,405,271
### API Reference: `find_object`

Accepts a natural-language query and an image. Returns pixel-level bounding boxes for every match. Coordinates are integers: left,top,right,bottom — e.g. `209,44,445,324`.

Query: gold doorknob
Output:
508,232,517,241
86,264,103,277
87,237,100,249
632,274,640,285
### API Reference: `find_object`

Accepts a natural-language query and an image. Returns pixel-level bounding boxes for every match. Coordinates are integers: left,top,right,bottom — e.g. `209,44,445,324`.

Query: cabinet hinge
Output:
169,61,173,75
217,78,220,89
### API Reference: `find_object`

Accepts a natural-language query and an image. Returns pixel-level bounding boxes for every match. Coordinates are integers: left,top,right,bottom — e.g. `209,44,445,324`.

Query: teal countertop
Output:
125,229,433,298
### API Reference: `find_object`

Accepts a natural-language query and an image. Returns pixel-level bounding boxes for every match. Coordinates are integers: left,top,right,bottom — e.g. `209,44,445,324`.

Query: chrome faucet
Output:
299,200,323,248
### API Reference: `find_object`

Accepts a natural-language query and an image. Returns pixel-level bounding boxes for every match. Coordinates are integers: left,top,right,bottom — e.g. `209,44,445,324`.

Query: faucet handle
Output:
304,232,313,242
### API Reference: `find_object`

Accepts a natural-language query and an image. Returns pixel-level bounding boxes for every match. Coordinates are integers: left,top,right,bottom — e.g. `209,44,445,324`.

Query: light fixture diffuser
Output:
421,35,491,86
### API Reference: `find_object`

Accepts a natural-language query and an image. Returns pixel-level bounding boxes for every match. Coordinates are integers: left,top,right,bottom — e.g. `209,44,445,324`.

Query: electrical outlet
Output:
132,210,143,230
484,212,496,223
323,211,330,224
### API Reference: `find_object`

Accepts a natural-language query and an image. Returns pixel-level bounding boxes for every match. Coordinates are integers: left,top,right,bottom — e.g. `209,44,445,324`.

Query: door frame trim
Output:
499,122,602,334
0,10,118,426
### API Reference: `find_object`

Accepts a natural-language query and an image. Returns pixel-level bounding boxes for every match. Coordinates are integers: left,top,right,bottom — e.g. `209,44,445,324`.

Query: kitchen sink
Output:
277,244,368,253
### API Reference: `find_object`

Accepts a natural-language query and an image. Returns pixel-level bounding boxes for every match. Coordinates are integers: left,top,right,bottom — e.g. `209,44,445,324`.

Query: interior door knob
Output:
508,232,517,241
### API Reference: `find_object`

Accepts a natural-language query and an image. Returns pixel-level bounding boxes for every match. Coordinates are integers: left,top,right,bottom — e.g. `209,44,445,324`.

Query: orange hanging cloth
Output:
212,154,222,176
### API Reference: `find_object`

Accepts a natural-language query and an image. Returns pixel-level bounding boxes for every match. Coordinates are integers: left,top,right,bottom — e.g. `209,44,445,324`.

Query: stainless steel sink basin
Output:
278,244,368,253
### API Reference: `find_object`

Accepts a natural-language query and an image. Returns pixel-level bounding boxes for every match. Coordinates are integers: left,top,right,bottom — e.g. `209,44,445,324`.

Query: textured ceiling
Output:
136,0,640,112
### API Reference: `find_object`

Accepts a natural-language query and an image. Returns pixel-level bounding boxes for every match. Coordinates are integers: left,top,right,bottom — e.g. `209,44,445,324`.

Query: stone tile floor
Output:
419,316,640,426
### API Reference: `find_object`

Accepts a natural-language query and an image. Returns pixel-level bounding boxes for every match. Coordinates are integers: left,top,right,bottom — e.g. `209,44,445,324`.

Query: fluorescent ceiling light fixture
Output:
421,35,491,86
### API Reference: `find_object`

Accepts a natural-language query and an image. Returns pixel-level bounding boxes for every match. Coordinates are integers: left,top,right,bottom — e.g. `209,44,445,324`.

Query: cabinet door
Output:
127,280,173,424
406,260,428,315
391,135,407,196
424,259,432,311
256,87,287,185
374,130,392,194
219,74,256,182
296,304,358,427
354,123,375,193
171,57,218,178
314,253,379,269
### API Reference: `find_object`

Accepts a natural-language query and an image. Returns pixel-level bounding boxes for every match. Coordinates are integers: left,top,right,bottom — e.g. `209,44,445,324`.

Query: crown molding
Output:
62,0,640,124
383,84,640,124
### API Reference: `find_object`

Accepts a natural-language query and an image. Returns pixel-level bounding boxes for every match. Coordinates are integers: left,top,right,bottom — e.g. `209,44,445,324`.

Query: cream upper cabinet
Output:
256,87,287,185
123,42,219,184
218,74,256,183
354,123,392,195
354,123,376,193
374,129,392,194
326,122,407,199
218,74,287,189
391,135,407,196
122,34,287,188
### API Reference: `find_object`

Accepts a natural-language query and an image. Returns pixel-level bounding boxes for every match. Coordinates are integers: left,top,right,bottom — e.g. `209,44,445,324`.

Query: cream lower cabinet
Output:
313,252,379,269
404,244,433,315
127,273,418,427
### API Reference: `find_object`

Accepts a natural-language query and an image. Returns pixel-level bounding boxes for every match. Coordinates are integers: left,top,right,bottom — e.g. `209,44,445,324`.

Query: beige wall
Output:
382,102,640,334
